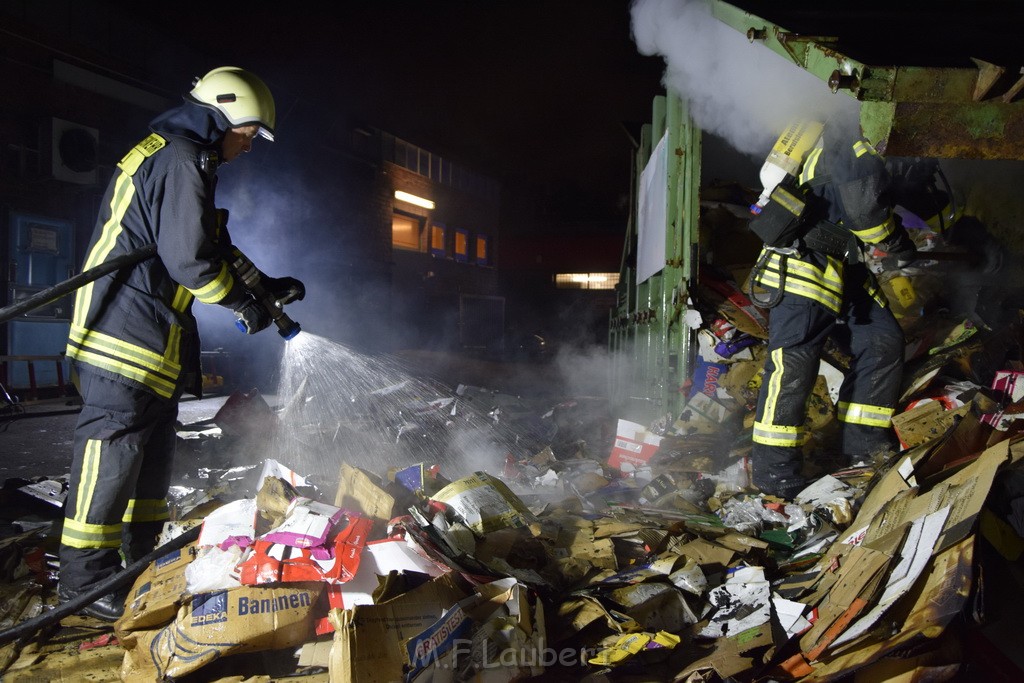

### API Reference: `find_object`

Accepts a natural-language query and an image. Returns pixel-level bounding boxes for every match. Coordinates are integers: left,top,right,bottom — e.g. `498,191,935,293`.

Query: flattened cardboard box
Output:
116,541,199,634
891,400,968,449
119,582,324,681
674,392,731,436
328,573,470,683
406,578,546,683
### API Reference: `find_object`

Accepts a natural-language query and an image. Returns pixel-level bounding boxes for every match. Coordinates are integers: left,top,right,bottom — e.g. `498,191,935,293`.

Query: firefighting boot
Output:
57,583,129,622
751,444,807,500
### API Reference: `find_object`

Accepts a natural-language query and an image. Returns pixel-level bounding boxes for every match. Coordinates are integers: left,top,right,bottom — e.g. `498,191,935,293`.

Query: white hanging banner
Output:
637,132,668,285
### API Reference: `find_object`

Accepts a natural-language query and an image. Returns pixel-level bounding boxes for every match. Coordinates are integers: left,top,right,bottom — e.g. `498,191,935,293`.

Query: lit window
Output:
554,273,619,290
454,228,469,262
430,223,446,257
475,235,490,265
392,212,422,251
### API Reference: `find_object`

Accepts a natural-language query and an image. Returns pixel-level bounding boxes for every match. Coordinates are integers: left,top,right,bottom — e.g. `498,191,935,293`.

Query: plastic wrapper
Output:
184,545,243,594
701,458,751,494
718,496,789,535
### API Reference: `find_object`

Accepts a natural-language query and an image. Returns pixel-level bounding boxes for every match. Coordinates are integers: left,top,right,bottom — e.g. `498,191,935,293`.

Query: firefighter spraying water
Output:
54,66,306,622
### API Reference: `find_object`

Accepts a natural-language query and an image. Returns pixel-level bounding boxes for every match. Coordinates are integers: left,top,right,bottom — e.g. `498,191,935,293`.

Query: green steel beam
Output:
609,93,702,422
710,0,1024,160
664,94,701,417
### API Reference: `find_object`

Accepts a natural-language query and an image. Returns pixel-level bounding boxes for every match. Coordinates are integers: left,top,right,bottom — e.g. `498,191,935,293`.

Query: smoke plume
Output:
629,0,859,158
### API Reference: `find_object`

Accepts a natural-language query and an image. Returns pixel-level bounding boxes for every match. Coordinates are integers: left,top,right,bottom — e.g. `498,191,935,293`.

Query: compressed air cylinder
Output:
752,120,825,211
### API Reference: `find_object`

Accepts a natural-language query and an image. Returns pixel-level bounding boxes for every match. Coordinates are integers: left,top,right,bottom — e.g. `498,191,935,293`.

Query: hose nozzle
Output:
274,311,301,340
234,300,301,339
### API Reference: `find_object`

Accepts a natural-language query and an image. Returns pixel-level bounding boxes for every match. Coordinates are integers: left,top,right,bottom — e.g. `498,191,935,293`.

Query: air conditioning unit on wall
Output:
41,117,99,185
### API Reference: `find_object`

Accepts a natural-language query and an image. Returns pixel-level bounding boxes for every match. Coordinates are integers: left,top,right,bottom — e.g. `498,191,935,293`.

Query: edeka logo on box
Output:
155,550,183,571
191,592,228,627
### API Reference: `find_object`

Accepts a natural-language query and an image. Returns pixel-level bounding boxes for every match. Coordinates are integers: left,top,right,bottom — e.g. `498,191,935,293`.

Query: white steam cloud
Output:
629,0,859,157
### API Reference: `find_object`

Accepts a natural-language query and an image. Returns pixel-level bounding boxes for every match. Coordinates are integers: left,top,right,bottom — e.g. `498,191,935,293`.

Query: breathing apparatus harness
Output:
745,122,861,308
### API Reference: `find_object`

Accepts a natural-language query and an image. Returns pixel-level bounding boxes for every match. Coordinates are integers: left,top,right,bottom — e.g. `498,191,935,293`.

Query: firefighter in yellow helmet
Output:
58,67,304,620
747,116,917,499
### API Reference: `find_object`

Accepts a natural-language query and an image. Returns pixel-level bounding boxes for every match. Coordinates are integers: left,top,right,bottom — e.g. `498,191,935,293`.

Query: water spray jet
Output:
272,333,535,483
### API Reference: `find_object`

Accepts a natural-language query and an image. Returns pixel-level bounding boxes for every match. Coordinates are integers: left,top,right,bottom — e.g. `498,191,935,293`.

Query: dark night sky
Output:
14,1,1024,227
64,1,1024,228
137,2,669,226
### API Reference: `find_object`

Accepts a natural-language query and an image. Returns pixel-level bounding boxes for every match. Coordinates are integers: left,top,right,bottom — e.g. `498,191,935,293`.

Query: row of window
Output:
382,133,501,202
392,211,491,265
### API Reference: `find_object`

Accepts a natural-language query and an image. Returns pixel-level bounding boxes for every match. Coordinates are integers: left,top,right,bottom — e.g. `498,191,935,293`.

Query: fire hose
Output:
0,245,158,325
0,524,200,646
0,245,302,338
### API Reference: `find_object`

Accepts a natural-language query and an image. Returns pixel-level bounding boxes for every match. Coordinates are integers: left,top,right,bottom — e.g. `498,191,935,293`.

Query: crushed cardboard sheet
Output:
3,243,1024,680
2,400,1023,682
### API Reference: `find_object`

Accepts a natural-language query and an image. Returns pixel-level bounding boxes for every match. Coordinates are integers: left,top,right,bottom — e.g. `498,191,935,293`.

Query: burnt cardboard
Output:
891,401,969,449
914,405,994,481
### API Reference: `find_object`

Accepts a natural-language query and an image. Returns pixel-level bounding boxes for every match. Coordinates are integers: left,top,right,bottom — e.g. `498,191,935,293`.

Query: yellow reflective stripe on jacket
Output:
172,285,193,313
123,498,170,523
65,342,177,398
167,289,193,373
188,261,234,303
798,146,823,185
73,175,136,330
784,255,843,288
67,325,179,398
838,401,894,427
66,346,176,398
166,325,182,373
755,251,844,313
849,217,895,244
69,325,181,377
61,439,123,549
864,279,888,308
853,140,878,158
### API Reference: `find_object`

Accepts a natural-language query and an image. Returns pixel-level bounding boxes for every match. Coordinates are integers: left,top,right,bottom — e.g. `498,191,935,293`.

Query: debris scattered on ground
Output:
1,217,1023,680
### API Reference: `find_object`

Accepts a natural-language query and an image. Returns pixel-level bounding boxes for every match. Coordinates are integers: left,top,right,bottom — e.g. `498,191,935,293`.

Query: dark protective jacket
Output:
750,128,910,474
66,101,250,399
753,133,910,314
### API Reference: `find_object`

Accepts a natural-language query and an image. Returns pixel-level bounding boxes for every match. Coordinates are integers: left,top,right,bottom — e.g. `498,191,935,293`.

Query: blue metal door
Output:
6,212,74,388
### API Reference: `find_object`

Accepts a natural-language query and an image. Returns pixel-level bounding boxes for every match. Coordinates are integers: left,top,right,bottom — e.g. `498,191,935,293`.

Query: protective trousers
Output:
751,268,904,498
59,368,176,593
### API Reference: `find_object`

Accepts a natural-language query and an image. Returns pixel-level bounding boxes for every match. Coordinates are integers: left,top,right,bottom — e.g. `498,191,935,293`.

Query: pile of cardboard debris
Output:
1,220,1024,681
0,378,1022,681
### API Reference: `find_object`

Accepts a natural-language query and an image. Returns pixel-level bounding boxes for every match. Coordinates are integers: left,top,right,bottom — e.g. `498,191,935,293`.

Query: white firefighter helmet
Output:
188,67,276,141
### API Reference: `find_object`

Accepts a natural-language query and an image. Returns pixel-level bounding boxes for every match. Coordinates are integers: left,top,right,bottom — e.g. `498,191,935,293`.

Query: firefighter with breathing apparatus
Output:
746,113,918,500
58,67,304,620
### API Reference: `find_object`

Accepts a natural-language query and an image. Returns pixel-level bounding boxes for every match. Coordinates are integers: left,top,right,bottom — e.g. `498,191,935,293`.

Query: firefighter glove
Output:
877,230,917,270
234,297,272,334
264,276,305,305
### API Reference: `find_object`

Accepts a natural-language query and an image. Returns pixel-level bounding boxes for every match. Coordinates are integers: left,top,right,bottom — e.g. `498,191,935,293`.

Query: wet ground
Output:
0,395,233,484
